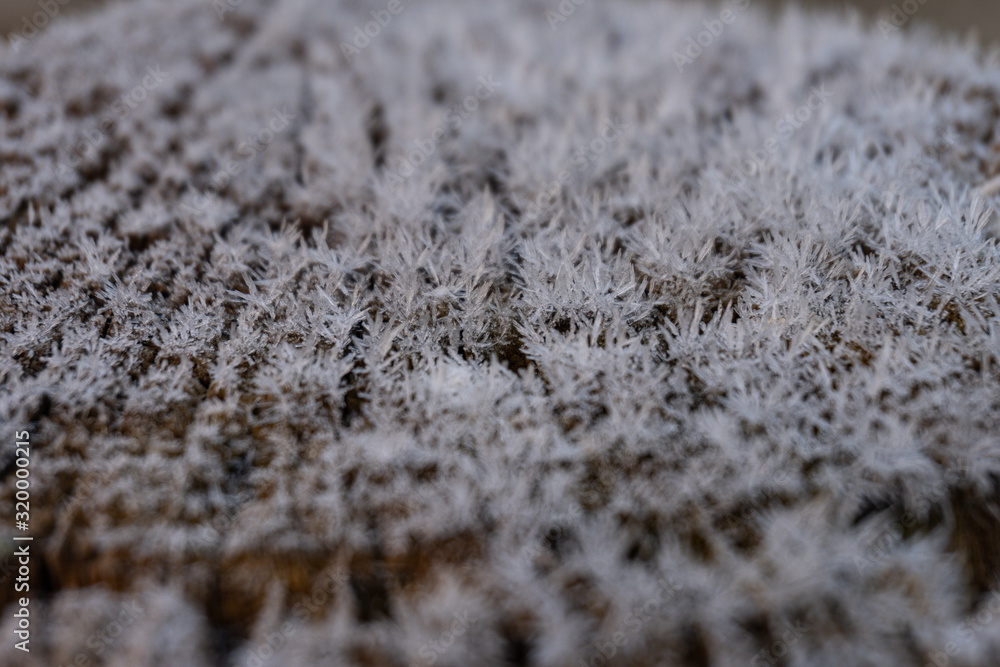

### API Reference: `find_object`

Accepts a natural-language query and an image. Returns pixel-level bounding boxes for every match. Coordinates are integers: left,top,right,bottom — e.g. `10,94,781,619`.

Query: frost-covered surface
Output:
2,0,1000,665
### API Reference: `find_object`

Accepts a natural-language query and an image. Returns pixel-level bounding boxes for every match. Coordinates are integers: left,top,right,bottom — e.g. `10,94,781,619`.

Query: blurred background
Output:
2,0,998,48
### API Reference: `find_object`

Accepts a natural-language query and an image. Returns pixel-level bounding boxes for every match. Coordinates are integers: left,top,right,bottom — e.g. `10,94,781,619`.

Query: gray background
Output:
1,0,999,44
